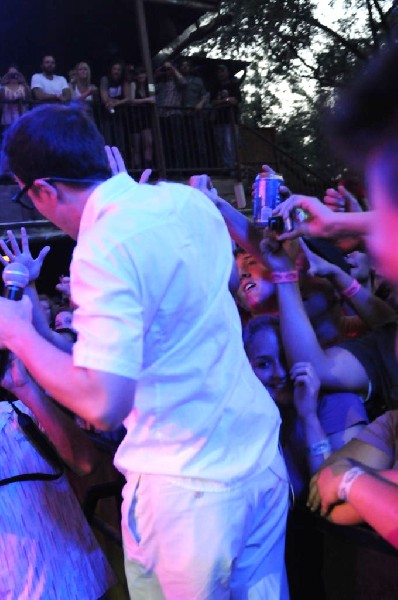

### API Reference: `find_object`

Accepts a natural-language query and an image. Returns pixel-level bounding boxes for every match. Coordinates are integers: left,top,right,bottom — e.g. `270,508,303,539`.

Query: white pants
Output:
122,450,290,600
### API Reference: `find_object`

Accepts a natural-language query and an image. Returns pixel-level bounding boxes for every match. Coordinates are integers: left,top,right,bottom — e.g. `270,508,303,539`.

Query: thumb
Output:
338,185,360,211
37,245,51,264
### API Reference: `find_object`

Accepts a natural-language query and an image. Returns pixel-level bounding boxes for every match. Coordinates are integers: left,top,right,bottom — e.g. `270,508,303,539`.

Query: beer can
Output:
253,172,285,227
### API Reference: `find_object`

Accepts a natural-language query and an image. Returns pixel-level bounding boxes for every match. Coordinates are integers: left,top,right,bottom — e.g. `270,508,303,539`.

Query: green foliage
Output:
195,0,398,177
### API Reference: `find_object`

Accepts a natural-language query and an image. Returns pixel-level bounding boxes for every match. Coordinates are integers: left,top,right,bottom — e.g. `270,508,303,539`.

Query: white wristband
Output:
338,466,365,502
307,438,332,457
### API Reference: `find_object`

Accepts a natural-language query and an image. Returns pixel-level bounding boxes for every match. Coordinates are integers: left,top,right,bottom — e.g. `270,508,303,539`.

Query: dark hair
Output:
242,314,280,352
108,59,125,83
327,43,398,170
3,103,112,186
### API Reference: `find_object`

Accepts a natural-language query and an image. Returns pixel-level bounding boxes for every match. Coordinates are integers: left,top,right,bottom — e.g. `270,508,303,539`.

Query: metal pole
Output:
133,0,167,178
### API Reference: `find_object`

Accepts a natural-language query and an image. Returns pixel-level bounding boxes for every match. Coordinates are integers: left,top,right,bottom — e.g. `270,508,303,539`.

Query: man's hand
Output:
105,145,127,176
0,228,50,283
324,185,363,214
189,174,220,207
273,195,336,241
55,275,71,299
252,164,291,201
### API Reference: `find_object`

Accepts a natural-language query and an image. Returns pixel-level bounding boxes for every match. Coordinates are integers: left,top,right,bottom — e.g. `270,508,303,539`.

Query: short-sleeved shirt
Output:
71,173,281,483
338,319,398,413
31,73,68,95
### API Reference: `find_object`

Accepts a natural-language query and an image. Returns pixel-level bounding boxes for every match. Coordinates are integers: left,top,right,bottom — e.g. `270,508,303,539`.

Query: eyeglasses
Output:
12,177,103,210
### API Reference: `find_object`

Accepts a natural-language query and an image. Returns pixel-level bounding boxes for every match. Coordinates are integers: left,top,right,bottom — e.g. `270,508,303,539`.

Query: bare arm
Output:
259,235,369,392
1,308,136,430
2,358,101,475
291,361,331,474
312,460,398,548
274,195,372,241
188,175,264,261
32,87,62,102
300,239,395,328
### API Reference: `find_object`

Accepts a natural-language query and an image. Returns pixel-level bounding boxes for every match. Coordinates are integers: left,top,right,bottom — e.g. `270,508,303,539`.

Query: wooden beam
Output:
144,0,220,12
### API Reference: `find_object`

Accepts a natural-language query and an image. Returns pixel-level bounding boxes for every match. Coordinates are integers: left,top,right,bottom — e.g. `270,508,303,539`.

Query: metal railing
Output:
0,98,329,196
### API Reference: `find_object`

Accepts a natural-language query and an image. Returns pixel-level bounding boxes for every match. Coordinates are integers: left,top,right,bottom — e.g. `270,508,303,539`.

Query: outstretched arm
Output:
259,233,370,392
300,239,395,329
274,195,372,241
189,174,264,260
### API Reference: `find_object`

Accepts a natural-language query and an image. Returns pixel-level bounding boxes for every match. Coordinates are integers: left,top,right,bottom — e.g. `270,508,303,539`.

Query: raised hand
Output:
189,174,219,206
290,361,320,421
273,194,335,241
55,275,71,299
0,227,50,283
105,145,127,176
298,238,338,278
324,185,363,213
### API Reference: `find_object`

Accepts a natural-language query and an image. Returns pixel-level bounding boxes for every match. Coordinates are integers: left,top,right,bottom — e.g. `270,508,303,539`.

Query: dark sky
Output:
1,0,207,82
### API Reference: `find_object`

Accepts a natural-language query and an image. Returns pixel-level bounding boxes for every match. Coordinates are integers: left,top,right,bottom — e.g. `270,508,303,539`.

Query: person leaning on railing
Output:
0,65,30,129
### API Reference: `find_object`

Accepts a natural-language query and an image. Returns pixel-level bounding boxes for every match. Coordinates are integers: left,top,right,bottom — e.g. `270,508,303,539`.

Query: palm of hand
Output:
0,228,50,283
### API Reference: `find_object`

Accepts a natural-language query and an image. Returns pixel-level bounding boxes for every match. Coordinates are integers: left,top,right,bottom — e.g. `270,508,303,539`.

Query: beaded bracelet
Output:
337,466,365,502
307,438,332,457
271,270,299,284
341,278,361,299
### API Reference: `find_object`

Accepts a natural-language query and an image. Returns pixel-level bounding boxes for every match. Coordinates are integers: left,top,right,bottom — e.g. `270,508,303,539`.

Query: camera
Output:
267,215,293,233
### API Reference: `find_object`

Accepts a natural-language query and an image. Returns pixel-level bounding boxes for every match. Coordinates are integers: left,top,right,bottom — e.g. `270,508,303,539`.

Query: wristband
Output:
307,438,332,457
341,279,361,299
338,466,365,502
271,270,299,284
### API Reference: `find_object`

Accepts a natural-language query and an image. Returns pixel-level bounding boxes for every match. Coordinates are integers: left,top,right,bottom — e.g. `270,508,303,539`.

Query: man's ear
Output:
31,179,59,207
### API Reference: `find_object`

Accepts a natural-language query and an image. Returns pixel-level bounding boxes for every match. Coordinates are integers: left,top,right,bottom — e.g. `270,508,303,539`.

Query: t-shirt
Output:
338,319,398,413
31,73,68,95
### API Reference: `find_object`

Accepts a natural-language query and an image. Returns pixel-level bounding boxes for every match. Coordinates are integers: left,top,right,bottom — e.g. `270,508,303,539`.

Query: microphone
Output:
2,262,29,300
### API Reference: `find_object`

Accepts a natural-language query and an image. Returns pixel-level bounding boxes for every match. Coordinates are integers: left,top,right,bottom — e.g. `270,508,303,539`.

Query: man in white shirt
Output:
0,104,289,599
31,55,71,103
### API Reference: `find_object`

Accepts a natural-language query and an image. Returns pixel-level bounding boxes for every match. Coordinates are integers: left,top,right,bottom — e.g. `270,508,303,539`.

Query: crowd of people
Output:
0,40,398,600
0,55,242,174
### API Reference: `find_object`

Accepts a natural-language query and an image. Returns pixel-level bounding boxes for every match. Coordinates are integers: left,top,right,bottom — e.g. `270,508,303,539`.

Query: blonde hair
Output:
75,62,91,86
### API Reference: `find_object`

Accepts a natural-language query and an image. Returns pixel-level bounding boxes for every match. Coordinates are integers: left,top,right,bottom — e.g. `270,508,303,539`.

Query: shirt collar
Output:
78,173,138,239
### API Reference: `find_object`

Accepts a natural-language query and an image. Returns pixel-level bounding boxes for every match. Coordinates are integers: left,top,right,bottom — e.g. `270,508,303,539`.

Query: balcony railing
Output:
0,98,329,198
